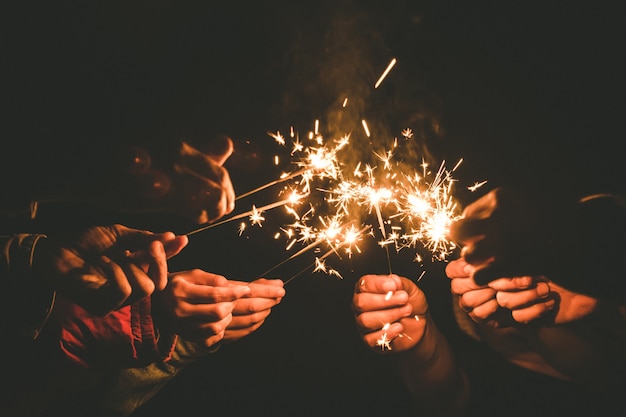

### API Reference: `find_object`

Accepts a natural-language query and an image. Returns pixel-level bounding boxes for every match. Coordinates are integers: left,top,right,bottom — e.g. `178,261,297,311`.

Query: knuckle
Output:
215,303,234,318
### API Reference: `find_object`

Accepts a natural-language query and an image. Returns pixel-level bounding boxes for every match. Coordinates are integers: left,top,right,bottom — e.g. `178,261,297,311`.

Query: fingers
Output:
508,300,556,324
448,217,488,244
354,304,413,330
465,297,499,322
83,255,159,315
176,281,251,305
232,298,279,317
243,279,285,299
445,258,473,279
203,169,235,221
449,275,485,295
115,227,187,260
488,276,534,291
79,256,132,315
122,231,188,292
352,274,428,352
354,274,404,294
175,166,236,224
473,263,519,286
176,313,233,348
352,275,414,328
460,238,497,265
161,234,189,258
455,274,558,326
353,275,410,314
223,322,264,341
175,141,236,223
175,269,229,286
202,134,234,166
144,240,167,291
175,300,237,321
360,321,405,349
495,280,555,323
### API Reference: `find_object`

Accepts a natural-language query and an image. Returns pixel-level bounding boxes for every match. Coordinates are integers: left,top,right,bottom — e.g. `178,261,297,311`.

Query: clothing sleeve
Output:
43,295,178,369
547,193,626,304
0,233,56,340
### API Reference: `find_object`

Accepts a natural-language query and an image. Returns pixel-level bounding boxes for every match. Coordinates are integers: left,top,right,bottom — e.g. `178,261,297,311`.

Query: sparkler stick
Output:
258,223,371,283
373,202,393,274
185,195,303,236
235,169,306,200
282,247,337,285
256,236,327,278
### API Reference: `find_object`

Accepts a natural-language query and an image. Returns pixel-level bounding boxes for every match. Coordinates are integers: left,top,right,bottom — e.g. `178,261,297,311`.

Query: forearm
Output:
395,316,470,417
524,301,626,390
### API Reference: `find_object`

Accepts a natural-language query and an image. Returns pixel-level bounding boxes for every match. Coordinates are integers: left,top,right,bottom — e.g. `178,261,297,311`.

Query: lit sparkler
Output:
224,120,468,283
186,59,482,281
181,57,486,352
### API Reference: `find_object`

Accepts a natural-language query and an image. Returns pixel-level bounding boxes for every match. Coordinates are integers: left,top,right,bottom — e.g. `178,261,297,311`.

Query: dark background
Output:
3,1,625,416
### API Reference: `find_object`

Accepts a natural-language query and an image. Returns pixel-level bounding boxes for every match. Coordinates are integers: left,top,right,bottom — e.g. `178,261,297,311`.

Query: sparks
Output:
374,57,397,89
361,119,371,137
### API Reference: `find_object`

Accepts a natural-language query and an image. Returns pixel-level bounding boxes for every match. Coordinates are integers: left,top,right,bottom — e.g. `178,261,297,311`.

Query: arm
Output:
1,225,187,340
352,274,469,417
44,269,253,369
448,187,626,304
446,258,626,391
4,135,236,226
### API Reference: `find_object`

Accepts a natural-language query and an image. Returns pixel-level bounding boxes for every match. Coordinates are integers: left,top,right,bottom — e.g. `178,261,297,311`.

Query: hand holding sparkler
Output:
222,278,285,343
352,274,428,352
352,273,471,416
33,224,188,317
172,135,236,224
153,269,252,349
446,258,599,326
110,135,236,225
448,187,554,286
447,187,626,303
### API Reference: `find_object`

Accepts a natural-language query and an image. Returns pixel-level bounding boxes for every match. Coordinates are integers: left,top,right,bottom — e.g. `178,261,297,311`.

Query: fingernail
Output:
536,282,550,297
381,280,396,292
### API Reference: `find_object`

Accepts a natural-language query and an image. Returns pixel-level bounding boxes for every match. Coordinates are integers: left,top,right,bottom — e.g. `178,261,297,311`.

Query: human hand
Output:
222,278,285,343
446,258,598,326
32,224,188,316
352,274,428,352
448,187,551,286
172,135,236,224
445,258,503,326
154,269,251,349
115,135,236,224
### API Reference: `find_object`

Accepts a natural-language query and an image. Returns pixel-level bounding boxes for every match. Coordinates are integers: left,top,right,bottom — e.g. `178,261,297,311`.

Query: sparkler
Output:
207,121,468,286
182,54,488,290
186,124,469,282
180,56,488,352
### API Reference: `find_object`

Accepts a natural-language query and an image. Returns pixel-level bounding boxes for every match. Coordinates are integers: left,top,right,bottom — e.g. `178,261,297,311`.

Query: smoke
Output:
269,0,446,177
